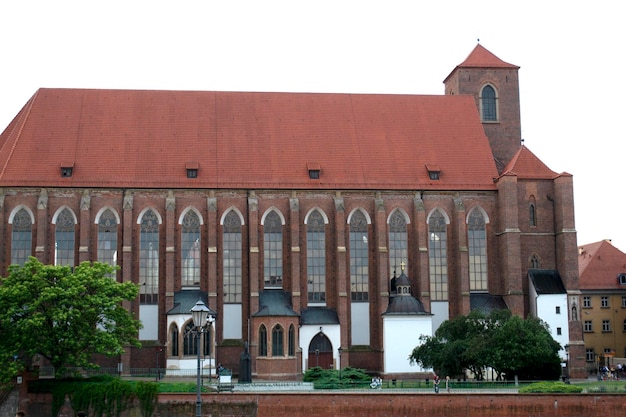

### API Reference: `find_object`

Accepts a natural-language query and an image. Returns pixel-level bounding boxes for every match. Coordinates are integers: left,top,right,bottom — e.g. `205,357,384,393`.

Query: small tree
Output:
0,258,142,382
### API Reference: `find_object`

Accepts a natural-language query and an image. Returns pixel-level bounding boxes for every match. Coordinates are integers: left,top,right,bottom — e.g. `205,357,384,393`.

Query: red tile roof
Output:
443,44,519,83
500,145,561,179
0,88,499,190
578,240,626,290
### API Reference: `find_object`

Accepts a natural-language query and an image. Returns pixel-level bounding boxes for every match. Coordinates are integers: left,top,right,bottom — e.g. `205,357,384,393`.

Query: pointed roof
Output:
0,88,499,191
444,44,519,83
578,240,626,290
500,145,561,179
458,44,519,69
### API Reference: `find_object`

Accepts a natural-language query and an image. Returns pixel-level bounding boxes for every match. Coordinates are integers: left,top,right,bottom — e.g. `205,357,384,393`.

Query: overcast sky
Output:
1,1,624,250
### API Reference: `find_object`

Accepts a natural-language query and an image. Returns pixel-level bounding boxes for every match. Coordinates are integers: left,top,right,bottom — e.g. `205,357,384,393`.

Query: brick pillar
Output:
206,192,219,313
248,191,260,322
78,189,91,263
453,195,470,316
35,189,49,264
374,193,388,354
554,174,585,378
121,190,134,375
164,191,176,339
0,189,6,270
413,193,429,311
334,193,348,352
495,174,523,315
289,193,302,311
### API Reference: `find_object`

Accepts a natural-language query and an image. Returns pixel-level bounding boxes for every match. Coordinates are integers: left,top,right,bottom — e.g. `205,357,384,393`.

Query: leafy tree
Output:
409,309,562,381
0,258,142,383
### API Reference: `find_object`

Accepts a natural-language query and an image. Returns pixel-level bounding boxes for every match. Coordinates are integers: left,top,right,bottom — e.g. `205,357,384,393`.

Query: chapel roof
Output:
0,88,499,190
500,145,564,180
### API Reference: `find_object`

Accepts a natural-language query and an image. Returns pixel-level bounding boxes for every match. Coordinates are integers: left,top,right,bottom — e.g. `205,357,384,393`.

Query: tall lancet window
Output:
306,209,326,303
181,210,201,287
263,210,283,289
388,210,408,279
428,210,448,300
468,208,488,291
140,209,159,304
97,209,118,276
223,210,242,303
349,210,369,301
55,208,76,266
11,208,32,266
481,84,497,121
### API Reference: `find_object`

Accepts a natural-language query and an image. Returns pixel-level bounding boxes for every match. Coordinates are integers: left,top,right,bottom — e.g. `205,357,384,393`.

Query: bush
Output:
519,381,583,393
303,366,371,389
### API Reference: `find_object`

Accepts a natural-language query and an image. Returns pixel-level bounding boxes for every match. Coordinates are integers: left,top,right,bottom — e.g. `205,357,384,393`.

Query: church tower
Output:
443,44,521,173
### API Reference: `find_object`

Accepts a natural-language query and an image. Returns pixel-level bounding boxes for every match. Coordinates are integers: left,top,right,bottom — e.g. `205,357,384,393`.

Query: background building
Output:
0,44,584,379
578,240,626,376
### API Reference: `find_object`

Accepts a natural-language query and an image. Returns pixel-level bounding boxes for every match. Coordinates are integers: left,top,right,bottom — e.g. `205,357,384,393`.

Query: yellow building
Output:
578,240,626,376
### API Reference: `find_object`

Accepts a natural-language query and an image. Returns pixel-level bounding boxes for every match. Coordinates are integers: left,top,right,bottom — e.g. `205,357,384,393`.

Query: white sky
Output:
1,1,624,249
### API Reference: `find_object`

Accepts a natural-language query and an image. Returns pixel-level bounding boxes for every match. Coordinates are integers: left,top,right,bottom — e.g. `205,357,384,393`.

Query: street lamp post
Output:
338,347,343,382
191,300,211,417
207,314,215,382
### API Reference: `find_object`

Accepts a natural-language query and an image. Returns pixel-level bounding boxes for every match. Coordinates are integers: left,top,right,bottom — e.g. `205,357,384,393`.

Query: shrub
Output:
519,381,583,393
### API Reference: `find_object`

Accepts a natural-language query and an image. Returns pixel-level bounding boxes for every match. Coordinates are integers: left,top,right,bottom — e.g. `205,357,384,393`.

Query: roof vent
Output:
426,164,440,180
307,162,321,180
60,162,74,178
186,162,199,179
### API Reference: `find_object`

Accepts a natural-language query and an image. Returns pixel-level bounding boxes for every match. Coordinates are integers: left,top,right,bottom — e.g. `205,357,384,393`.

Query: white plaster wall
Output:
536,293,569,359
383,315,432,373
430,301,449,333
299,324,340,372
223,304,242,339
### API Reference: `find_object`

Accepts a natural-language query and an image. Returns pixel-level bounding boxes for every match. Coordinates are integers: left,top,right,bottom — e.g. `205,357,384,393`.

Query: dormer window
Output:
619,273,626,285
426,164,440,180
60,162,74,177
186,162,198,179
307,162,321,180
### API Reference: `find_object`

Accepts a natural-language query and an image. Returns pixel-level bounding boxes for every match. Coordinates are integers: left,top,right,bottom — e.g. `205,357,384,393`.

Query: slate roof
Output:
469,293,508,314
166,290,217,316
300,307,340,325
0,88,499,190
528,269,567,294
500,145,563,179
578,240,626,290
252,290,299,317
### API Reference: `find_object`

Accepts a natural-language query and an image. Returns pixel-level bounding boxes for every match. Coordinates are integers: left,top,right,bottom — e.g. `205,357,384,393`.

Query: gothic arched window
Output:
139,209,159,304
429,210,448,300
349,210,369,301
272,325,284,357
481,84,497,122
223,210,242,303
263,210,283,289
97,208,118,275
11,208,32,266
181,210,201,287
307,209,326,303
389,210,408,279
54,207,76,266
259,325,268,356
468,208,488,291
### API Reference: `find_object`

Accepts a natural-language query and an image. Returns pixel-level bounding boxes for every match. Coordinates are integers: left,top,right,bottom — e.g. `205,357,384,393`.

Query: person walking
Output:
433,374,440,393
446,376,451,393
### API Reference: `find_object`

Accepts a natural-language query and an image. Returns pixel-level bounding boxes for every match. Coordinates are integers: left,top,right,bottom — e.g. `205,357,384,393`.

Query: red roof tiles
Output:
0,88,499,190
501,145,561,179
579,240,626,290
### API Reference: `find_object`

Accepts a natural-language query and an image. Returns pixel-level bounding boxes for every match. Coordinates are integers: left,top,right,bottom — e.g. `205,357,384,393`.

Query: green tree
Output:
488,315,561,380
409,309,562,381
0,258,142,383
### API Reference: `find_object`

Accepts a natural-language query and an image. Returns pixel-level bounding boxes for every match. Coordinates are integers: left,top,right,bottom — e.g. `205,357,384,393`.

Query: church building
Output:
0,44,585,379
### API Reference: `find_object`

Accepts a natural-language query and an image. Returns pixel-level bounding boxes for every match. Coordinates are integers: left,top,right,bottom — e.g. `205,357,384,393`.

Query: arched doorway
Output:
308,332,333,369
